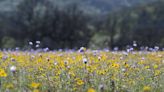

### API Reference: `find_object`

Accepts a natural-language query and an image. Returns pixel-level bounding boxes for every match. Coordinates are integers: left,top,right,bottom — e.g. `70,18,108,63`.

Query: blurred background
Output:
0,0,164,50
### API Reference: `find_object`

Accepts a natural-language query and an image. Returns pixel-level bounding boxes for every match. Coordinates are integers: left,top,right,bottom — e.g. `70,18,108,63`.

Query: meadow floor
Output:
0,51,163,92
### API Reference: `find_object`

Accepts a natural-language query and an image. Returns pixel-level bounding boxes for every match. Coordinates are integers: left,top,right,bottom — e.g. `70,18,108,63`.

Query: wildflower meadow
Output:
0,48,163,92
0,0,164,92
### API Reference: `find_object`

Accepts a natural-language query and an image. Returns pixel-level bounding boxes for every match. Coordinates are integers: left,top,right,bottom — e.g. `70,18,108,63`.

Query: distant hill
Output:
51,0,156,15
0,0,156,15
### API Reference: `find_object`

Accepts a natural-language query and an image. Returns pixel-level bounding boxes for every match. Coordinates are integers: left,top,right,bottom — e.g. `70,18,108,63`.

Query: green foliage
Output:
1,36,16,48
89,32,109,49
104,0,164,49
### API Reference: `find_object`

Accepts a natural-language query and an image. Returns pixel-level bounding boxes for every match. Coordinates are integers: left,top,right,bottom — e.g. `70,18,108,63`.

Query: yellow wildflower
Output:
143,86,151,92
33,89,40,92
145,66,150,69
31,82,40,89
87,88,96,92
0,69,7,77
6,83,14,89
153,65,158,69
154,70,161,76
112,63,120,68
76,79,84,86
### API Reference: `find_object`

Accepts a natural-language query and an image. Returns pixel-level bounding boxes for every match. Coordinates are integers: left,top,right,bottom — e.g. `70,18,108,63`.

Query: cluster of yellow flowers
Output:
0,69,7,77
0,50,163,92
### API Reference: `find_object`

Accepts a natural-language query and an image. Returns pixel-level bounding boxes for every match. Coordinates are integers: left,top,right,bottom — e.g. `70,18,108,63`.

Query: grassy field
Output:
0,50,163,92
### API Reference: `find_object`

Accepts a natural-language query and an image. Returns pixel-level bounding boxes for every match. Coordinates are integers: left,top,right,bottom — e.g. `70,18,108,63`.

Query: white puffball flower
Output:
35,44,39,48
133,43,137,47
79,47,86,52
83,58,88,64
120,56,123,60
98,56,101,61
121,68,126,72
36,41,41,44
10,66,16,72
29,42,33,45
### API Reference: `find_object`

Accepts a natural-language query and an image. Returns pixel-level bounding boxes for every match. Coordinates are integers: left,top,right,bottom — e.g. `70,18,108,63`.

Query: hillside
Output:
0,0,156,14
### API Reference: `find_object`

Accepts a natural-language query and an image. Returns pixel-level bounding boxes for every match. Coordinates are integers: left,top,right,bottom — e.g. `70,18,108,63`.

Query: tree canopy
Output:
0,0,163,50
